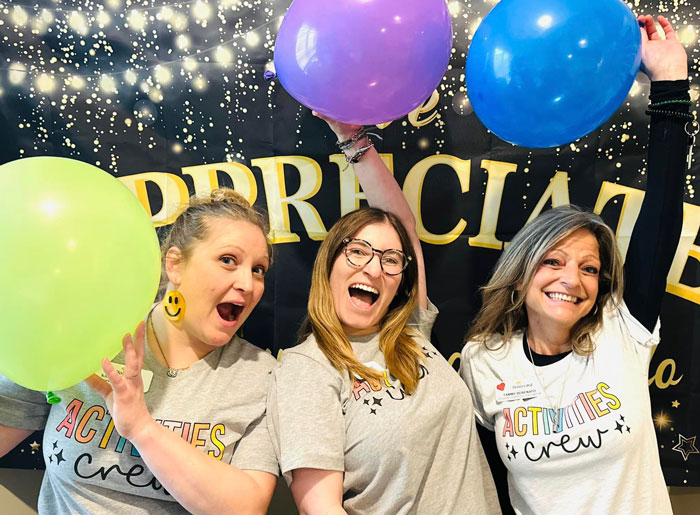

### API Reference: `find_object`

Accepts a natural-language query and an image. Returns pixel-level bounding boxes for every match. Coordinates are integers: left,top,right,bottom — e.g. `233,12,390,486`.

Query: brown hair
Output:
157,188,271,299
467,206,624,355
299,208,424,394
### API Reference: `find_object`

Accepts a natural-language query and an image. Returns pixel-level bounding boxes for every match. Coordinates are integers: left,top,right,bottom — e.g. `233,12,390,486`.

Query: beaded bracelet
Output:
644,108,694,121
648,99,693,109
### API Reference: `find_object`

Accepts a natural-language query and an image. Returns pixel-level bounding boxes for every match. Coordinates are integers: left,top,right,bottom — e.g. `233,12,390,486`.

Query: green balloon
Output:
0,157,161,391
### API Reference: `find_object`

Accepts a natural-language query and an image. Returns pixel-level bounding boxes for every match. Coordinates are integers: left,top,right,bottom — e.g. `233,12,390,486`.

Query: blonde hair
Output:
299,208,424,394
467,206,624,355
157,188,271,299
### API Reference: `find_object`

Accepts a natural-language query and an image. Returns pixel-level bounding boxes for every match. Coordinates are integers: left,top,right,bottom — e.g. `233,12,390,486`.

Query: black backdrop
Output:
0,0,698,487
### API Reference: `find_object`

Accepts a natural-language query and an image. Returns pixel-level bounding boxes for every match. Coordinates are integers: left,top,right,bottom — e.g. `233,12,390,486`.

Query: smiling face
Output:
163,290,185,321
524,229,601,336
329,222,404,336
167,217,269,349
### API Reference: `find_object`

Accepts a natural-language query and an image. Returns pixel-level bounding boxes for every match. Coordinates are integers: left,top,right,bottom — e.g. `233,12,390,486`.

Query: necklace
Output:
147,308,182,378
524,332,573,433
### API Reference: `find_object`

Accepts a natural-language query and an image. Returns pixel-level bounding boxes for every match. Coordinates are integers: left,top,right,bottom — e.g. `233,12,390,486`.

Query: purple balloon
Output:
274,0,453,125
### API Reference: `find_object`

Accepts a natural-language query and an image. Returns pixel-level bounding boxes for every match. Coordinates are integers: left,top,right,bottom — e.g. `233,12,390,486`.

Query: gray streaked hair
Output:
466,206,624,355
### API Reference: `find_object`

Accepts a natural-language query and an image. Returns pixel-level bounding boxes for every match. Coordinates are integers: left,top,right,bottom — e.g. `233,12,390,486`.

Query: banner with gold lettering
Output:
0,0,698,487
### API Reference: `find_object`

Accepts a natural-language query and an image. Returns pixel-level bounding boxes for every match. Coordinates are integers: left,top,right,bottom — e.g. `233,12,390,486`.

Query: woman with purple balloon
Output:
267,118,501,512
269,1,501,512
460,15,691,514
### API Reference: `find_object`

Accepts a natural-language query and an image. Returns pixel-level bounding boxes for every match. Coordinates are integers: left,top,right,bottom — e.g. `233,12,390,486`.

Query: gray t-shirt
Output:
268,302,500,514
0,335,278,514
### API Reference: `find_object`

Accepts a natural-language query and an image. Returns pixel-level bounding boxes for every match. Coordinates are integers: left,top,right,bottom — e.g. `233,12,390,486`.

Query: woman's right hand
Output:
638,15,688,81
85,323,156,444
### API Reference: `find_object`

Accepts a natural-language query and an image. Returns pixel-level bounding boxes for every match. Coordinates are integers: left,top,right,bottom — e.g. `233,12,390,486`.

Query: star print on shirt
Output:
510,446,518,459
372,397,382,406
614,415,631,434
370,409,377,415
54,449,66,466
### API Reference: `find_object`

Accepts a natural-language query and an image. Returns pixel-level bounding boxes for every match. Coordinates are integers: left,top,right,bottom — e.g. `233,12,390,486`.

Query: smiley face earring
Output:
163,291,186,322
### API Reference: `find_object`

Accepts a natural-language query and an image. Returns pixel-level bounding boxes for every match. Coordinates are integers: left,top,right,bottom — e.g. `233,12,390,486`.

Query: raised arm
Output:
623,15,690,331
86,324,276,515
318,114,428,309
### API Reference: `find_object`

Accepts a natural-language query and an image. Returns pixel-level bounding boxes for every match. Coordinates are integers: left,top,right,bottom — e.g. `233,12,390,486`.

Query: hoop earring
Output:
510,290,518,305
591,303,599,317
163,290,186,322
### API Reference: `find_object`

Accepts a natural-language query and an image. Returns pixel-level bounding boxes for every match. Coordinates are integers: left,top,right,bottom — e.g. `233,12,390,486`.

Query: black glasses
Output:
341,238,411,276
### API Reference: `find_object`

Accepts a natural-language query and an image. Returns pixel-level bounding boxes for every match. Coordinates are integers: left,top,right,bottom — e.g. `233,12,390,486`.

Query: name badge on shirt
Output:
96,362,154,393
495,379,542,403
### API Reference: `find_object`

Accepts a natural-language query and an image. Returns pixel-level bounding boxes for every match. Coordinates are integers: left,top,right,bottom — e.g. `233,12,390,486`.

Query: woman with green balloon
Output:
0,184,279,513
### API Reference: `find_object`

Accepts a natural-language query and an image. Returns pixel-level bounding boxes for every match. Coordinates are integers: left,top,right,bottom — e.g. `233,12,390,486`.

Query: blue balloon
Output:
466,0,641,148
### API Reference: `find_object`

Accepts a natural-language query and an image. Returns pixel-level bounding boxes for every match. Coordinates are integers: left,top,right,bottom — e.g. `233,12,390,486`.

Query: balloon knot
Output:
46,391,61,404
263,70,277,81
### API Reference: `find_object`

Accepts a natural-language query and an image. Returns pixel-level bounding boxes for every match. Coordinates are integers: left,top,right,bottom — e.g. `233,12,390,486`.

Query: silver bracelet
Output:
342,141,374,170
337,127,368,151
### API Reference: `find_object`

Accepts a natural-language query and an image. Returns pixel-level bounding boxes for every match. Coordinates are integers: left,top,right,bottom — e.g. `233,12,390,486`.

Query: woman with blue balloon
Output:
0,190,280,513
461,15,690,514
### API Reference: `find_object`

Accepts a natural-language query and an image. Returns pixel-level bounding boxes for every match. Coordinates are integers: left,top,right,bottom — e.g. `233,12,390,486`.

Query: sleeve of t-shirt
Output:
230,409,279,476
267,352,346,485
458,343,495,431
408,298,439,340
605,300,660,370
0,374,51,431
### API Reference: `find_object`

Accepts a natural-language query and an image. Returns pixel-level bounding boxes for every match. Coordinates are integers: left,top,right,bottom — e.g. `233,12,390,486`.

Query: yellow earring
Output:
163,290,186,322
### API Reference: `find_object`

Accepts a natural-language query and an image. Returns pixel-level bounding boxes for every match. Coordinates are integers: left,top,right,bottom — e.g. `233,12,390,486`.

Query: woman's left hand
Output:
86,323,154,442
638,15,688,81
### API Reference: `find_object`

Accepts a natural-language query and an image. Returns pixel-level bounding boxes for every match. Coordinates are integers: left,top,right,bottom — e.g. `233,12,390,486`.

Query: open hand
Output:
85,322,153,442
638,15,688,81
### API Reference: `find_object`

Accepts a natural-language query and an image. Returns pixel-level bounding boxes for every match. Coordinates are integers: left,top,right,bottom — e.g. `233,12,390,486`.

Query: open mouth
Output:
545,292,581,304
217,302,244,323
349,283,379,309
